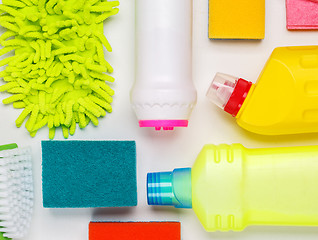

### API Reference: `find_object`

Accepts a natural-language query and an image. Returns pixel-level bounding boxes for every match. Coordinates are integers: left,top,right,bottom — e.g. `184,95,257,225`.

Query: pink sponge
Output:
286,0,318,30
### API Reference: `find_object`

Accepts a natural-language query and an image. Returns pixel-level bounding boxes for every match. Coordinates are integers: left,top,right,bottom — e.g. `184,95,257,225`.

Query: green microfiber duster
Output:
0,0,119,139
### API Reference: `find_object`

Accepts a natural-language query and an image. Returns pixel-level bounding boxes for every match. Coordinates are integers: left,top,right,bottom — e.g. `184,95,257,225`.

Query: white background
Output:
1,0,318,239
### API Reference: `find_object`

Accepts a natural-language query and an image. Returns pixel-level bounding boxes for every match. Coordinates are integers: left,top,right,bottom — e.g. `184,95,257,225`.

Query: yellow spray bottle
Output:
206,46,318,135
147,144,318,231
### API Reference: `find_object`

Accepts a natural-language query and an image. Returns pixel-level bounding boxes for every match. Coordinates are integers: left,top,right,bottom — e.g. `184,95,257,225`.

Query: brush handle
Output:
0,231,11,240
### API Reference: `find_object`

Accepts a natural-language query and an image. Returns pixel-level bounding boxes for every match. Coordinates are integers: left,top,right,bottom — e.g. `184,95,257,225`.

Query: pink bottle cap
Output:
139,120,189,131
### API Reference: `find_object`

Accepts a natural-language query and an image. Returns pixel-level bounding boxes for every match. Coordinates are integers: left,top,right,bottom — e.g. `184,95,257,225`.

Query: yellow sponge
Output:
209,0,265,40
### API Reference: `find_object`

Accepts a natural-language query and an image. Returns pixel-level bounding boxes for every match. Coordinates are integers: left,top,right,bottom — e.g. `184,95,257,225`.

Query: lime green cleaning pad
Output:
0,0,119,139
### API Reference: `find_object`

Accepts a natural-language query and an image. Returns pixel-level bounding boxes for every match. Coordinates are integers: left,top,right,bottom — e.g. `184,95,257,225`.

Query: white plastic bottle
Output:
131,0,197,131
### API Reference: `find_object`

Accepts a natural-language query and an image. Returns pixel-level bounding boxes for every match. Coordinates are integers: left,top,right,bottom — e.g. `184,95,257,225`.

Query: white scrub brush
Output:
0,144,33,239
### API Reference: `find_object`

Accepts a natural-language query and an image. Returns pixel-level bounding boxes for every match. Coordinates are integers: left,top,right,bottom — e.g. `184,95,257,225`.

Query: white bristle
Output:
0,147,33,239
2,226,18,234
0,220,15,227
0,147,31,158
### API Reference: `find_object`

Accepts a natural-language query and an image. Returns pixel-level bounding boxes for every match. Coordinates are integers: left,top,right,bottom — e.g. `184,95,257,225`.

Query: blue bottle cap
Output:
147,168,192,208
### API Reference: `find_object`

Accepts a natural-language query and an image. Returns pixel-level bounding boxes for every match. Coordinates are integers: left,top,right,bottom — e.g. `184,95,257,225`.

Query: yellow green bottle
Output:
206,46,318,135
147,144,318,231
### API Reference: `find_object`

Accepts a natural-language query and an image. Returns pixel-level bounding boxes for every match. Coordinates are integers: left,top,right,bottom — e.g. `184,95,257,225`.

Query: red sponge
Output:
89,222,181,240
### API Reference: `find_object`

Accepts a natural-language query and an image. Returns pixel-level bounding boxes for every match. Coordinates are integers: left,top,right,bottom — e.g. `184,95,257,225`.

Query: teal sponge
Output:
0,0,119,139
42,140,137,208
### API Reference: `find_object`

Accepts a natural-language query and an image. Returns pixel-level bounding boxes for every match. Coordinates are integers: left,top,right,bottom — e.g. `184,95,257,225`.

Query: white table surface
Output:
1,0,318,239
